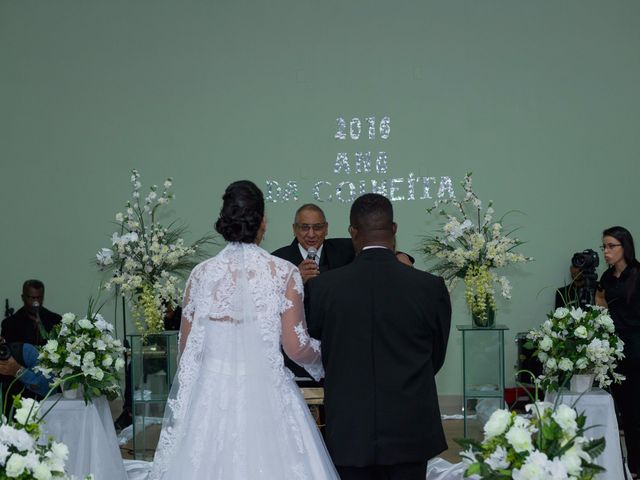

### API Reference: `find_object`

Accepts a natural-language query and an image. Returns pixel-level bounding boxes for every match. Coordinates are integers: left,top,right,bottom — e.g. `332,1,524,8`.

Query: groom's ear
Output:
391,222,397,235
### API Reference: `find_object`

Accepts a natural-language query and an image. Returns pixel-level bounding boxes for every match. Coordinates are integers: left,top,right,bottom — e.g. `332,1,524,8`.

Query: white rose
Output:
91,367,104,381
552,404,578,435
561,451,582,476
545,357,557,371
483,409,512,438
33,463,52,480
512,451,548,480
558,358,574,372
102,355,113,368
505,426,534,452
575,357,588,370
50,441,69,461
61,313,76,325
537,351,548,362
570,307,585,320
78,318,93,330
115,358,125,370
539,336,553,352
83,351,96,363
553,307,569,319
574,326,588,339
0,443,9,464
5,453,26,477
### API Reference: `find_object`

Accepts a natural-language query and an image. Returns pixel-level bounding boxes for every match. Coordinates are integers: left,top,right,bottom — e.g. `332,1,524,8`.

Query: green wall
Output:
2,1,639,395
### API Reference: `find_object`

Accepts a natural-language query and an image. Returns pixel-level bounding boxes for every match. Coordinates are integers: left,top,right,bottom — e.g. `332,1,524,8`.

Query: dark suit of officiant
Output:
307,247,451,469
272,238,355,276
272,237,355,385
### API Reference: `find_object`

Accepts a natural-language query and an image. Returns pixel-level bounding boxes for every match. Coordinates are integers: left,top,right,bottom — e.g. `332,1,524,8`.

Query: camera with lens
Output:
570,248,600,307
0,343,12,361
571,249,599,272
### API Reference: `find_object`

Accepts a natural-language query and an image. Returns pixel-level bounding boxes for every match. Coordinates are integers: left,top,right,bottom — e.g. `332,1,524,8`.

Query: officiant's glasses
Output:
295,223,327,233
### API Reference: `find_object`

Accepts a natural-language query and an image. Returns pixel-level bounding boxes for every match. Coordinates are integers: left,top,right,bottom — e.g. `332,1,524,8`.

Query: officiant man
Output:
307,194,452,480
272,203,354,385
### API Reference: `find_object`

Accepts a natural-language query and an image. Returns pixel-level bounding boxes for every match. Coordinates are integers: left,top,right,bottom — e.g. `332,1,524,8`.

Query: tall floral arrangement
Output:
96,170,215,335
422,173,532,326
458,398,605,479
526,305,625,392
0,394,93,479
36,309,126,403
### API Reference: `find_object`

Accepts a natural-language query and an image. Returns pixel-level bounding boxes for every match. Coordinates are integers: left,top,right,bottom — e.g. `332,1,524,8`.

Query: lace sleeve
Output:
280,268,324,381
179,270,196,354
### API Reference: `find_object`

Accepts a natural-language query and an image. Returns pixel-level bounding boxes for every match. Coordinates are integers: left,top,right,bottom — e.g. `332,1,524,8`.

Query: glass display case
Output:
127,331,179,460
456,324,509,438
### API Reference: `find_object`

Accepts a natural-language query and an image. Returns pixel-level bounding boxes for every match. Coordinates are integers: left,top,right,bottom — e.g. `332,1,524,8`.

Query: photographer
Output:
597,226,640,477
0,336,51,414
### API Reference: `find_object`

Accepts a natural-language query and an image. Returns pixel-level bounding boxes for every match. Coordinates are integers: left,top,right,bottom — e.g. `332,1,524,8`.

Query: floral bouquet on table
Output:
525,305,625,392
421,173,532,326
0,393,93,479
96,169,215,337
35,308,126,403
458,396,606,479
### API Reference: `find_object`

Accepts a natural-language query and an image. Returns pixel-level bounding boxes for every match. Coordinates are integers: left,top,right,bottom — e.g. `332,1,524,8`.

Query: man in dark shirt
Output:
555,265,583,309
1,280,61,346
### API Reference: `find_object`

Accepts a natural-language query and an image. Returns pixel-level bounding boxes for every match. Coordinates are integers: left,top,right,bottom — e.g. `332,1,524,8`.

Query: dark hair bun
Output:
215,180,265,243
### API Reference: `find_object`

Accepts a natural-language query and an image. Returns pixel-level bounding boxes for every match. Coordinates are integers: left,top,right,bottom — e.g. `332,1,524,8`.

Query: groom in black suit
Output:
307,194,452,480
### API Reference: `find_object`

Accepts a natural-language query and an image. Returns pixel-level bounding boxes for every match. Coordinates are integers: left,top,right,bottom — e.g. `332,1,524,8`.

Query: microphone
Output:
32,301,41,319
307,247,318,262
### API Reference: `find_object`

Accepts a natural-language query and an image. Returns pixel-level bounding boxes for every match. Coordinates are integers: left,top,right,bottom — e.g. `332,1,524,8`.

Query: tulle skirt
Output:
155,355,338,480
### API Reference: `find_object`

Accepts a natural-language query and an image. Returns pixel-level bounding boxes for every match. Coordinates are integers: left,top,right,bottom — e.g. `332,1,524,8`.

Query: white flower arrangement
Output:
0,395,93,479
422,173,532,326
96,169,214,336
458,397,605,479
526,305,625,392
35,311,125,403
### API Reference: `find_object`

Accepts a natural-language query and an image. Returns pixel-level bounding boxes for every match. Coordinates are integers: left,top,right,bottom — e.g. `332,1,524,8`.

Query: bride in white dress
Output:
149,180,338,480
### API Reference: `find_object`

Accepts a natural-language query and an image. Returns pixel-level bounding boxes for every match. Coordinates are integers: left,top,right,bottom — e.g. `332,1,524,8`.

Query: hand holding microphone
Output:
299,247,320,284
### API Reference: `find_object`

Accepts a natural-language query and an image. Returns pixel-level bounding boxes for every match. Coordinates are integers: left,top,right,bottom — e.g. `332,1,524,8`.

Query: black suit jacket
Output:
1,307,61,346
271,238,355,274
307,248,451,467
272,238,355,384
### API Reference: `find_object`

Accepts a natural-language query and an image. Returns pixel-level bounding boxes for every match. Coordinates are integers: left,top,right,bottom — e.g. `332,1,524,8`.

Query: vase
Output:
472,307,495,328
569,373,594,393
61,383,82,400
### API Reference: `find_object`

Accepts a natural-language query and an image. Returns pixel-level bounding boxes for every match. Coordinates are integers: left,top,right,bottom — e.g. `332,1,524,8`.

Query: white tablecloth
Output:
547,388,629,480
41,394,127,480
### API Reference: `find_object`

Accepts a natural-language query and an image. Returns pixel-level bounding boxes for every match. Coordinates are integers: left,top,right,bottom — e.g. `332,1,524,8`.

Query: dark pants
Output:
612,347,640,475
336,462,427,480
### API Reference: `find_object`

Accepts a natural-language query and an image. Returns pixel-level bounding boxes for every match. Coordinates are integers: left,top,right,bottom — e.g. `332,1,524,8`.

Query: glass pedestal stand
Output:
456,324,508,438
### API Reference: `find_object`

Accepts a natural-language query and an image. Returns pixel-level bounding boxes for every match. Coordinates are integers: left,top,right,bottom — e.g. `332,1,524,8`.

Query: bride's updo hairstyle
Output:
215,180,265,243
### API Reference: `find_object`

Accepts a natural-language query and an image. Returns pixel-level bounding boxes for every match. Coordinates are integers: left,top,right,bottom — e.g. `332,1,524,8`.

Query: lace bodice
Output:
179,242,322,377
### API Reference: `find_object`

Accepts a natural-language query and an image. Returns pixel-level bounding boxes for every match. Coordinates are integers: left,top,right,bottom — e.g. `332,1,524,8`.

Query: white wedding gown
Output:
149,242,338,480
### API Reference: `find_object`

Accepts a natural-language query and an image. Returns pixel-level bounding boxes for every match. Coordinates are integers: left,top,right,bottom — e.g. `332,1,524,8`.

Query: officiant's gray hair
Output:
350,194,394,231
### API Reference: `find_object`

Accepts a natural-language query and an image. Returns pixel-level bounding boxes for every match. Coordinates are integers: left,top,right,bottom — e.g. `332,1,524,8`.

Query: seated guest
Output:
555,264,584,308
272,203,355,386
1,280,61,346
0,336,53,414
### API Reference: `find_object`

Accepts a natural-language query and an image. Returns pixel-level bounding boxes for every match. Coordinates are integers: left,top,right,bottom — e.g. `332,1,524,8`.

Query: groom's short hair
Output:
350,194,394,232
